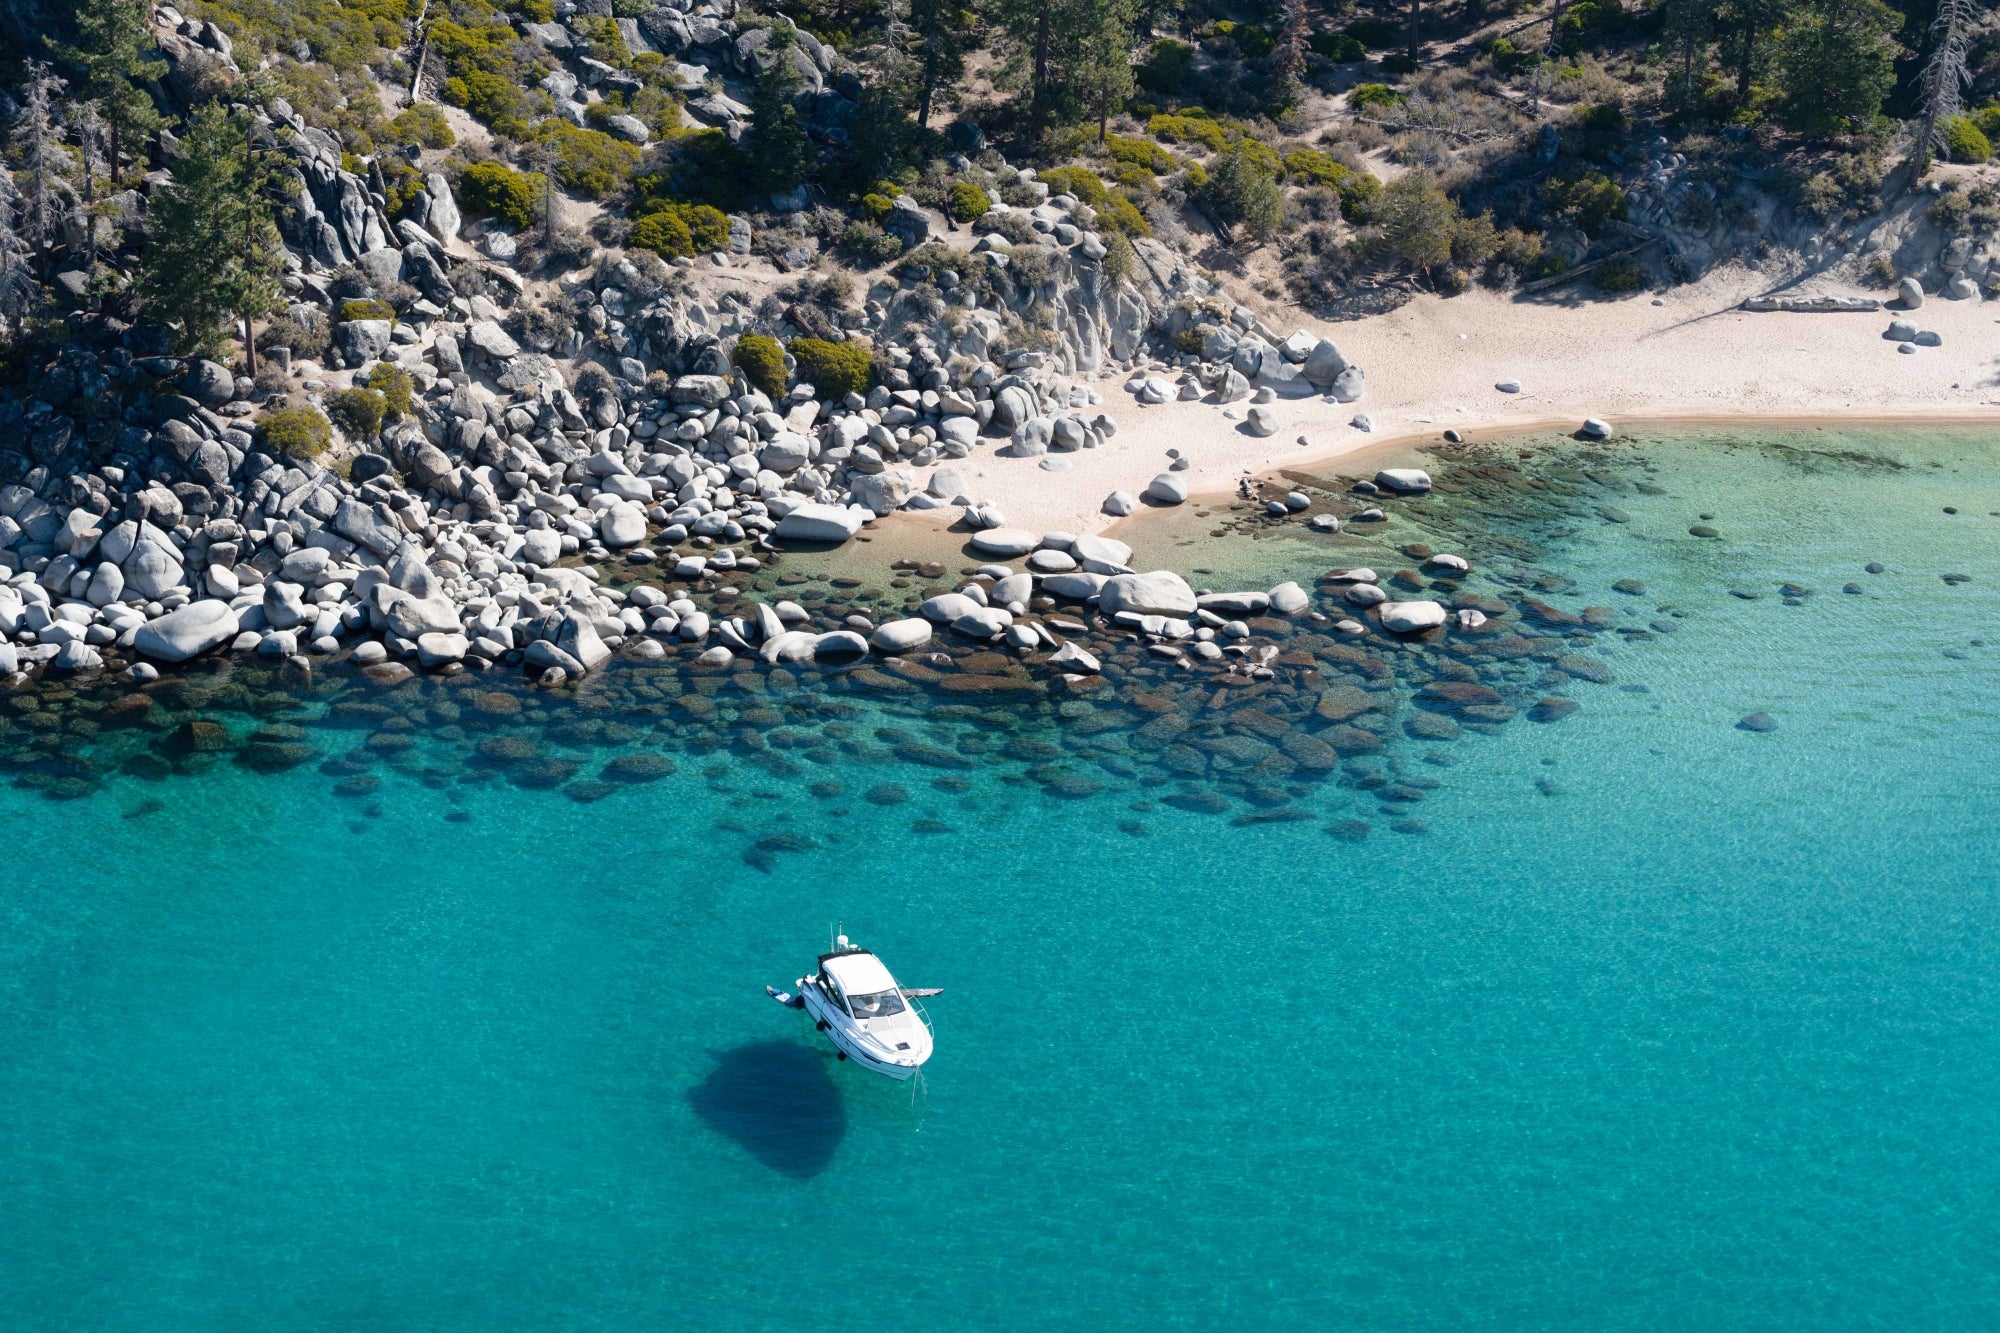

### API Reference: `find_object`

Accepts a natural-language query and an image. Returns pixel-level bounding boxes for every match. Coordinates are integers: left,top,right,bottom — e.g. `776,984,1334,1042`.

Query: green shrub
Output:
1102,229,1135,284
732,334,787,398
1485,37,1540,74
628,201,732,258
339,298,396,322
1941,115,1993,165
1038,167,1152,237
365,363,415,420
946,181,991,223
1214,21,1273,58
839,221,906,263
1379,53,1419,75
256,406,331,460
1545,172,1628,232
860,192,895,221
632,129,754,213
507,0,555,20
1340,169,1383,222
1310,31,1367,61
388,103,456,149
1137,39,1194,95
788,337,873,397
1283,148,1353,188
532,122,642,199
1345,18,1395,46
1972,104,2000,143
1594,260,1643,292
1352,83,1405,112
629,210,694,258
441,70,535,137
457,162,542,229
1147,113,1231,152
1107,134,1177,174
326,388,387,438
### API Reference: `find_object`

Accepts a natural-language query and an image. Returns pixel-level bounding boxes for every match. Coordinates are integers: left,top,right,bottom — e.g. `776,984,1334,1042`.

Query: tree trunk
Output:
917,52,937,128
242,311,258,378
1735,20,1757,102
1032,12,1052,119
1407,0,1422,62
110,121,122,187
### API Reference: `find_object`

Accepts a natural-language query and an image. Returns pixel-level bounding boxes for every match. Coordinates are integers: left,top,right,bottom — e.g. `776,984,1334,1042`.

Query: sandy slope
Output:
894,263,2000,541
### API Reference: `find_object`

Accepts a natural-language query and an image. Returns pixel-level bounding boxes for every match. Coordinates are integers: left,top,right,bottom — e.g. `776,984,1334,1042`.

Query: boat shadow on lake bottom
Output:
687,1040,848,1179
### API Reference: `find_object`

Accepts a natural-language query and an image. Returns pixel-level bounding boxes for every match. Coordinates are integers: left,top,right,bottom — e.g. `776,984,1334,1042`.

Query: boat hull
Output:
800,986,927,1080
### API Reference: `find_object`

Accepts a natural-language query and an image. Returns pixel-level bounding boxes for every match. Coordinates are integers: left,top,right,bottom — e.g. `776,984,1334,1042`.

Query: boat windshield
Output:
846,989,907,1019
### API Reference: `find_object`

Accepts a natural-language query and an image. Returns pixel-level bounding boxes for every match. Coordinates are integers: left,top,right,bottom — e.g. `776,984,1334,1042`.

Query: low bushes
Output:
1036,167,1151,237
388,103,455,149
532,121,642,199
1594,260,1642,292
1351,83,1405,112
325,387,387,439
627,201,731,258
338,298,396,322
1107,134,1176,175
946,181,991,223
787,337,872,397
1941,115,1993,165
256,406,331,460
457,162,543,229
365,363,414,420
732,334,786,398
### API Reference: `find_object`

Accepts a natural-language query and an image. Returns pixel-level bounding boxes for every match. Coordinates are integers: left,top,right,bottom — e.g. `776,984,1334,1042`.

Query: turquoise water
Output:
2,426,1998,1329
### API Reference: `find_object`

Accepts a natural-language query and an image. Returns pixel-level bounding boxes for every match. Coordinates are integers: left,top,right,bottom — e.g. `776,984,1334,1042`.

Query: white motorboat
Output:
767,934,938,1080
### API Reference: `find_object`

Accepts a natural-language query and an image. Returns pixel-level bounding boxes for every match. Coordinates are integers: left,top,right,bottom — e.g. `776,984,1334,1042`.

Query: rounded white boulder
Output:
1379,600,1448,633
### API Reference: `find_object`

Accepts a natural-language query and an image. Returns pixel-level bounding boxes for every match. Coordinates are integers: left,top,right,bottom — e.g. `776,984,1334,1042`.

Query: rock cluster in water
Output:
1,447,1663,849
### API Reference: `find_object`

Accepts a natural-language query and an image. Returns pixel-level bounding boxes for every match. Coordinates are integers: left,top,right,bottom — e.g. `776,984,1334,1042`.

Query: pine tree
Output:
1911,0,1974,178
1715,0,1793,105
135,102,286,371
905,0,972,129
995,0,1137,135
10,64,77,261
1776,0,1900,138
1274,0,1311,98
1661,0,1717,121
0,171,40,341
57,0,165,183
1075,2,1138,144
746,26,813,197
1203,140,1285,242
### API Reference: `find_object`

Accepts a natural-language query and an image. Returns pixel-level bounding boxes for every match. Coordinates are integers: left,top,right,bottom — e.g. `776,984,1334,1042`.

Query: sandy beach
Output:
883,263,2000,542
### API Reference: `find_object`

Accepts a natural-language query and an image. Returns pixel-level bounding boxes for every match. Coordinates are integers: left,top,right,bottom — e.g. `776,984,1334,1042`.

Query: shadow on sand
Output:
688,1040,847,1179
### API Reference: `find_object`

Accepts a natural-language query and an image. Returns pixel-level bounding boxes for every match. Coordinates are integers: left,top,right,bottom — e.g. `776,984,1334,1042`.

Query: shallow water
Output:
2,426,1998,1329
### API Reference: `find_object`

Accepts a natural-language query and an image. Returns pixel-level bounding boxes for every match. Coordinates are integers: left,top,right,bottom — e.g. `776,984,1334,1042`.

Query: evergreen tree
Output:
1776,0,1900,137
10,64,75,260
1661,0,1718,120
905,0,973,129
1274,0,1311,99
995,0,1138,134
1715,0,1792,105
1075,4,1138,144
0,170,40,342
1203,140,1285,242
135,102,285,371
746,26,813,197
56,0,165,182
1911,0,1974,177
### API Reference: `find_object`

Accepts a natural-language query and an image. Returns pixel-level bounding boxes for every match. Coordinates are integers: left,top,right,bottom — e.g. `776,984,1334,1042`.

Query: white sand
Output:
895,264,1999,540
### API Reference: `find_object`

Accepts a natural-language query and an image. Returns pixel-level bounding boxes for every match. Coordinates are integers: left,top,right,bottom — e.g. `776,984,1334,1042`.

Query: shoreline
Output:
872,408,2000,566
911,266,2000,543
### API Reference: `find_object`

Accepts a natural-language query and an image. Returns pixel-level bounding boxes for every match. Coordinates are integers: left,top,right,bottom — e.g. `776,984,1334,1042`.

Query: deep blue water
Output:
1,426,1997,1329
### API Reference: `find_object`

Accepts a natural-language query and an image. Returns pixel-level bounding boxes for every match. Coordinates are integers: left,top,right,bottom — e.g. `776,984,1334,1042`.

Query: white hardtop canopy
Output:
822,950,897,995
